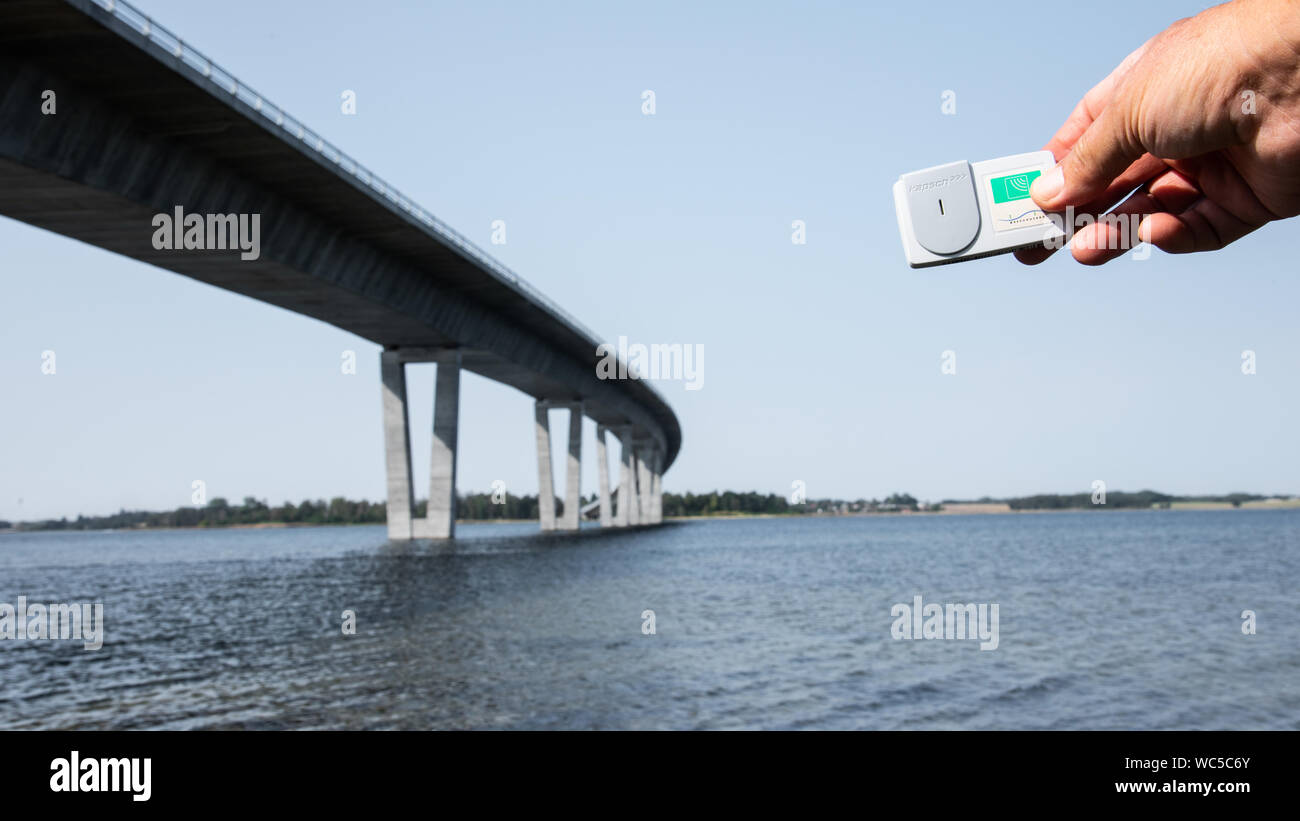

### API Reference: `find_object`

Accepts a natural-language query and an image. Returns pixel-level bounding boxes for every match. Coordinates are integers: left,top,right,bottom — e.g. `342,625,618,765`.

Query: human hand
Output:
1016,0,1300,265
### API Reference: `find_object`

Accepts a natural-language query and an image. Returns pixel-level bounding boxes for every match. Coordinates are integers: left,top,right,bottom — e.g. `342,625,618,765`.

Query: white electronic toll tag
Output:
893,151,1065,268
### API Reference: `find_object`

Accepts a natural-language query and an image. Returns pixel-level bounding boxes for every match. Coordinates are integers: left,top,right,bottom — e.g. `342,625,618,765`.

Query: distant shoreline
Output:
4,498,1298,535
669,500,1300,521
5,487,1296,536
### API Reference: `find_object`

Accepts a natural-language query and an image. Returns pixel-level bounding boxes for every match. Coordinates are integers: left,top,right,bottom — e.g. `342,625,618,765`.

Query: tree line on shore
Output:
0,490,1287,532
995,491,1273,510
2,491,930,531
1,494,550,531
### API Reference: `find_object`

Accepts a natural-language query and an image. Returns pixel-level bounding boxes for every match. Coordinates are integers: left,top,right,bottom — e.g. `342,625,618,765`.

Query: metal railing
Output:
85,0,604,346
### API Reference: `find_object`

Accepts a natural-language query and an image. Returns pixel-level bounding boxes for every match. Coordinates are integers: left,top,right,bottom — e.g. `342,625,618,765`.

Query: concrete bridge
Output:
0,0,680,538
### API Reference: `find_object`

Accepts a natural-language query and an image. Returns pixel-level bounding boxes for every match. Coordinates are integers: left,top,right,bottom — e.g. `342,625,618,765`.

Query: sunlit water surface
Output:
1,510,1296,729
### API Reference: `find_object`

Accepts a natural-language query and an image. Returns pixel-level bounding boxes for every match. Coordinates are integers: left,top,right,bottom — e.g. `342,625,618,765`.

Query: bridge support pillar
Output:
536,400,583,532
380,348,460,540
381,351,415,540
650,445,663,524
595,425,612,526
614,427,630,527
560,402,583,531
534,401,557,531
617,426,639,526
422,350,460,539
637,441,654,526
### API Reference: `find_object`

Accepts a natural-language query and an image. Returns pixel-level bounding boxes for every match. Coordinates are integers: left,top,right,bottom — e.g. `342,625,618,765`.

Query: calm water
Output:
1,510,1297,730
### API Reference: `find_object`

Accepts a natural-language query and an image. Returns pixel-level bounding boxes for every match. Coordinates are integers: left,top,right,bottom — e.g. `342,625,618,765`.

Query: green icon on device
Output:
989,171,1041,204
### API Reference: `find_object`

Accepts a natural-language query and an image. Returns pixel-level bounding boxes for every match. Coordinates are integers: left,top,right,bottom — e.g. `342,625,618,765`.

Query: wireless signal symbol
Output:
990,170,1042,203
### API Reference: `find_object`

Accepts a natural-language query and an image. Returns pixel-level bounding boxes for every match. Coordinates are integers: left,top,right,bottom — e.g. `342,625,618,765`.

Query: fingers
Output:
1030,40,1153,212
1067,170,1200,264
1139,197,1263,254
1058,190,1157,266
1016,40,1157,266
1047,166,1262,263
1013,153,1169,265
1089,154,1170,212
1012,243,1055,266
1033,105,1147,212
1133,158,1270,255
1020,160,1270,265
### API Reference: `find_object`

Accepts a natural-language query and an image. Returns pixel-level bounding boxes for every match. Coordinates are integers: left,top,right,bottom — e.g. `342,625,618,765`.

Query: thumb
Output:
1031,96,1146,211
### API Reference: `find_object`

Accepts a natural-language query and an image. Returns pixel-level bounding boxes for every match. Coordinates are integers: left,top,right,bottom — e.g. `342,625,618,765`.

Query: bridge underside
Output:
0,153,629,412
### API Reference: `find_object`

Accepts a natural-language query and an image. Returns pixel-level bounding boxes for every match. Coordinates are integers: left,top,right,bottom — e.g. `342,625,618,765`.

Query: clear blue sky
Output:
3,0,1296,521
